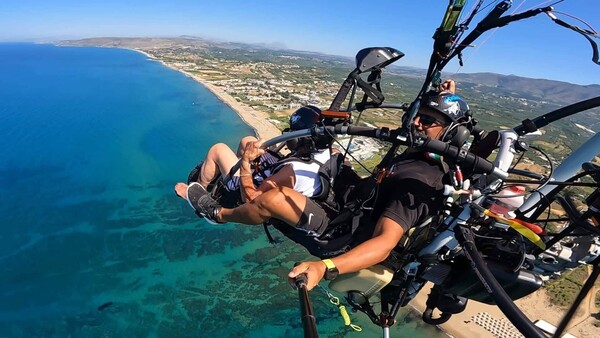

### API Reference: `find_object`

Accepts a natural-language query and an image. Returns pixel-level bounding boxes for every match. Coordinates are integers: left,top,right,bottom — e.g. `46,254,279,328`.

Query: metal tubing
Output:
457,227,546,338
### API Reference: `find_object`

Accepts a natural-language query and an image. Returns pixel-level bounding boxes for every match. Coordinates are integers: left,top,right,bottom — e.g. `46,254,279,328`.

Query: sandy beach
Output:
133,47,599,338
132,48,281,141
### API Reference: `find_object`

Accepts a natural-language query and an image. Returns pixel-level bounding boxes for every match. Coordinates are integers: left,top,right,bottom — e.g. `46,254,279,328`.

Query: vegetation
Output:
546,265,600,327
544,264,600,318
545,266,589,307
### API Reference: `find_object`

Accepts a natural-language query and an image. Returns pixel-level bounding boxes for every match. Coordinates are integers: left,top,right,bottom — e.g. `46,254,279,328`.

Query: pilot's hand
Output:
288,261,326,291
440,79,456,94
241,140,265,163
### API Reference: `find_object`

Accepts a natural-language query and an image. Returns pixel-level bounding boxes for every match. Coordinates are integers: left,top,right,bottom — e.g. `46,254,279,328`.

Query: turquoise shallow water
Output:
0,43,447,337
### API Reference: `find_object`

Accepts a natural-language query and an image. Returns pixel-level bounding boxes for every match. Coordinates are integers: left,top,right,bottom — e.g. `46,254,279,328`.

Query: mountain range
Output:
450,72,600,105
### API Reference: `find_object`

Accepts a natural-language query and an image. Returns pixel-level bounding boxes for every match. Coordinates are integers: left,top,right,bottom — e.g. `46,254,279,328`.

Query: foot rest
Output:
328,264,394,299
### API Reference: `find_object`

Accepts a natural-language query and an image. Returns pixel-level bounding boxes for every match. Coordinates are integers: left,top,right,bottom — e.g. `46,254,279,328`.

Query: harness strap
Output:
252,150,285,179
263,223,277,244
270,154,324,175
351,210,363,234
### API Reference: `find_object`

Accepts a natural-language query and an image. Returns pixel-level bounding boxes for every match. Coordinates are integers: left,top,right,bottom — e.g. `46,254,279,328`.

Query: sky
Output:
1,0,599,85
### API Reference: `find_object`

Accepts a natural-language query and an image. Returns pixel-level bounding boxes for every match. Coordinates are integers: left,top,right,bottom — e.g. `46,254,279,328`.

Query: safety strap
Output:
263,223,277,244
270,154,324,176
317,285,362,332
351,210,363,234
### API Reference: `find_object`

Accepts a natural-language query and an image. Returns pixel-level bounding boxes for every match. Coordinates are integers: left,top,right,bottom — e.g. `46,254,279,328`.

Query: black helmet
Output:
420,91,474,146
286,105,332,151
420,91,470,123
289,105,322,130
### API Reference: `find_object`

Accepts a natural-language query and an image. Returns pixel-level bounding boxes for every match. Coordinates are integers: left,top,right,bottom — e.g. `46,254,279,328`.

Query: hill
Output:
451,72,600,105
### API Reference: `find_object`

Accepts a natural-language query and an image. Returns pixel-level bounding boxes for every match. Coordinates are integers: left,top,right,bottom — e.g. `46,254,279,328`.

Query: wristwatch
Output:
322,259,339,281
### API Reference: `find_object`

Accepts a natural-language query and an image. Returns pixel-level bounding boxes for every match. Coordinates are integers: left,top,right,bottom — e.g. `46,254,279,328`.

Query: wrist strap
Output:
322,259,336,270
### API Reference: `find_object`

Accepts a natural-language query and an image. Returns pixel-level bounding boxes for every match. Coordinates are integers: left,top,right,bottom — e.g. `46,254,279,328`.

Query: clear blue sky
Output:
2,0,599,85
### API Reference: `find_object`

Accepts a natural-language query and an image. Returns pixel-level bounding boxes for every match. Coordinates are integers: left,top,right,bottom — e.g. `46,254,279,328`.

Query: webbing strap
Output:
351,210,363,234
263,223,277,244
270,154,323,175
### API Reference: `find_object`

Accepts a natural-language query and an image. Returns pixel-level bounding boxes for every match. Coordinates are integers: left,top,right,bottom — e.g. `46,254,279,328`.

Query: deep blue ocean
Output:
0,43,446,337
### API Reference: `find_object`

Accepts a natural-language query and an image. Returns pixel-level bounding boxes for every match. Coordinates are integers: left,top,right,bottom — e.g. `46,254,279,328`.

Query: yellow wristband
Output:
322,259,336,270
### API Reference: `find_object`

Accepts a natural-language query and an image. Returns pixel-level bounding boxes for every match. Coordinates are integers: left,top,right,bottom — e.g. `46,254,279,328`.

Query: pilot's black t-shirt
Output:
372,152,448,232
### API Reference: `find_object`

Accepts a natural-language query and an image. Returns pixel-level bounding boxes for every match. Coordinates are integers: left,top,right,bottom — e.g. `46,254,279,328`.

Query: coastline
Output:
131,48,281,141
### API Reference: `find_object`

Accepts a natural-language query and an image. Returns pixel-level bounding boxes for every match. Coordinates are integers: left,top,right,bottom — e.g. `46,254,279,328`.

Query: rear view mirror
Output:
355,47,404,73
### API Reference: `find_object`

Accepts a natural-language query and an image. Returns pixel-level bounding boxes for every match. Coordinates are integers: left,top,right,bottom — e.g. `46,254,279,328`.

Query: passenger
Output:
175,105,334,223
190,134,277,190
288,82,475,290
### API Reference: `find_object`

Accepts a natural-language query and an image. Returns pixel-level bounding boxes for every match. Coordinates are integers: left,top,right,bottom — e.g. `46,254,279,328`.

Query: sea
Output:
0,43,447,337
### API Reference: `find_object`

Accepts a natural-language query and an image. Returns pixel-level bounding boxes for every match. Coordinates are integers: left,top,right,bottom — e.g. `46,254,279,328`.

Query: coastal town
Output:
156,48,339,112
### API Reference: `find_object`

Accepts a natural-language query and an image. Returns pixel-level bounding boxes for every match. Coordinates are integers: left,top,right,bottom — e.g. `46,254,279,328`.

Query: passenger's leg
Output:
199,143,239,187
217,187,306,225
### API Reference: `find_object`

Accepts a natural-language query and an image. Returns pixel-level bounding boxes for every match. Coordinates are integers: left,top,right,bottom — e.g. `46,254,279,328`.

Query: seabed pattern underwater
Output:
0,44,446,338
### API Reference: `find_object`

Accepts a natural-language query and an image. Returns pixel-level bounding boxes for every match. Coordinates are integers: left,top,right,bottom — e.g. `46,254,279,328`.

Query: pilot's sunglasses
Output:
416,113,441,126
